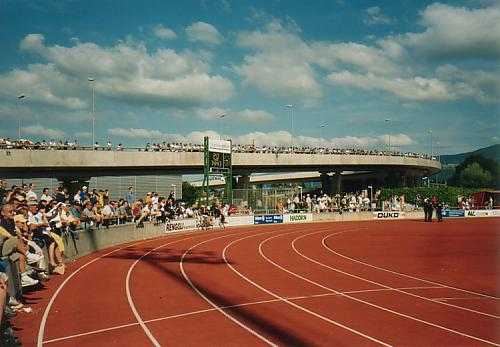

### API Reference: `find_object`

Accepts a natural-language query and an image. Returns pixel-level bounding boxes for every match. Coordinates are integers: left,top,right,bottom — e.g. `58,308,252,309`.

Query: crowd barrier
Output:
60,209,498,262
442,209,500,218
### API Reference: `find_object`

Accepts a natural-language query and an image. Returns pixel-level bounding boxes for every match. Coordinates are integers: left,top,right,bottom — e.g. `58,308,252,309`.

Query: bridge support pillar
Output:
333,170,342,194
399,173,407,187
320,173,333,195
235,175,251,190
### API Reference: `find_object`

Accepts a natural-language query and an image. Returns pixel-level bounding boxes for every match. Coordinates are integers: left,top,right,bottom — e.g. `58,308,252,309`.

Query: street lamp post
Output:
16,94,27,140
88,77,96,146
320,122,328,145
428,129,433,158
217,113,227,139
285,104,294,150
385,118,391,152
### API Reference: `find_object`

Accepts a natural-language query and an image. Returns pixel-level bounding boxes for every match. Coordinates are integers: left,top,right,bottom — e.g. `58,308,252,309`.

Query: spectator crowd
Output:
1,137,437,161
0,179,207,345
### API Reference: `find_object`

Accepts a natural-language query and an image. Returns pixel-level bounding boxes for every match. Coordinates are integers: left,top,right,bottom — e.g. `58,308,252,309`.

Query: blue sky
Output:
0,0,499,154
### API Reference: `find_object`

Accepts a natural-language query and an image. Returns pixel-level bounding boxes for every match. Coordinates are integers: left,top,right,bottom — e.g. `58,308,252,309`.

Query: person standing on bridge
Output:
126,186,135,205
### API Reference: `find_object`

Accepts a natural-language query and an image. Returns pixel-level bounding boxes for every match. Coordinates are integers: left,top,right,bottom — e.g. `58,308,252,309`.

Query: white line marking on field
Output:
322,232,499,300
262,230,500,345
126,235,202,347
180,231,278,346
317,233,500,318
44,285,446,344
223,229,393,346
433,297,496,302
37,237,169,347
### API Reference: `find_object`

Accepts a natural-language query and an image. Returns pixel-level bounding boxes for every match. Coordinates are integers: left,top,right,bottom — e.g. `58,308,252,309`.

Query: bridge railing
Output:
0,142,439,162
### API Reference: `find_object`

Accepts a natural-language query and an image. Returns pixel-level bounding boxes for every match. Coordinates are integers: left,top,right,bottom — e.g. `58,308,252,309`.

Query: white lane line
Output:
434,297,497,302
125,234,202,347
44,285,444,344
37,236,176,347
180,231,278,346
322,232,499,300
342,286,443,295
317,234,500,318
268,231,500,345
223,230,392,347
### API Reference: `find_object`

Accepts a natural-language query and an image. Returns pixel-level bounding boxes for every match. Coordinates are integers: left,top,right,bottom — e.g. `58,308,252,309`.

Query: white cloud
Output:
327,70,454,101
153,24,177,40
234,109,274,123
436,64,500,103
74,131,92,138
234,20,401,103
364,6,393,25
108,128,166,139
194,107,274,123
108,128,414,149
396,3,500,59
235,22,323,103
0,64,86,109
12,33,234,108
312,41,400,75
185,22,223,45
378,134,414,146
22,125,65,138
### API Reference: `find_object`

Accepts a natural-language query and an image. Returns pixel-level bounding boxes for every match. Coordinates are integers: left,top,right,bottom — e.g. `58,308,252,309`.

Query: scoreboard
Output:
203,137,233,204
207,138,232,172
209,151,232,170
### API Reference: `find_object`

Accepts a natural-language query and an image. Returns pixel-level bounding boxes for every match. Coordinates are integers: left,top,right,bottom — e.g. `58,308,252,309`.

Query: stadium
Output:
0,1,499,346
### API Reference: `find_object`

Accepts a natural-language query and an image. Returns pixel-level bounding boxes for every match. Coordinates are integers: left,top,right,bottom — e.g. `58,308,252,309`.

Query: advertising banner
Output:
164,218,198,232
284,213,313,223
208,138,231,154
227,215,254,226
465,210,499,218
442,209,465,218
254,214,284,224
373,212,403,219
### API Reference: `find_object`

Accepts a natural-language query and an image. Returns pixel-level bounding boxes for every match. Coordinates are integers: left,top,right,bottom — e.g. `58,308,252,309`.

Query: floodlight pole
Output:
217,113,227,139
385,118,391,151
17,94,27,140
285,104,294,150
88,77,96,146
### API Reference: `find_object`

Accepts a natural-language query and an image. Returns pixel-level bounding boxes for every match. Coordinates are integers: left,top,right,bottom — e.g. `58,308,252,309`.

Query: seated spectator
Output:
101,201,116,227
0,204,39,287
40,188,52,203
81,202,101,228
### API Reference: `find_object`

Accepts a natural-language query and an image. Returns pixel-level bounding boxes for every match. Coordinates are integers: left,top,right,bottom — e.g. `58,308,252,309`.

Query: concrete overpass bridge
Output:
0,149,440,192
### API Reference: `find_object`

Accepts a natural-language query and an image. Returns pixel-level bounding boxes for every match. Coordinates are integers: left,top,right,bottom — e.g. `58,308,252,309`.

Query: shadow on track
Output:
108,247,311,346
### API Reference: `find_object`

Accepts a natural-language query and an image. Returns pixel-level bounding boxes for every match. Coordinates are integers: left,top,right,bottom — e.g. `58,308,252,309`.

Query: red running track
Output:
13,218,500,346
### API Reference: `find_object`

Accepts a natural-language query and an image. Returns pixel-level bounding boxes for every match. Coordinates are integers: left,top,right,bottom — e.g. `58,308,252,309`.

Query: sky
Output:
0,0,499,155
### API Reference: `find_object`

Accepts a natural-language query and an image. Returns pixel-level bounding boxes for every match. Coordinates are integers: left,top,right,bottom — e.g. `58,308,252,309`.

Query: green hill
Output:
440,144,500,165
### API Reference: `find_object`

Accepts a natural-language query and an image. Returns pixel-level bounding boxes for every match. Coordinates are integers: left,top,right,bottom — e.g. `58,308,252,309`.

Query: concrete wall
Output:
62,211,426,261
63,224,169,260
1,149,441,178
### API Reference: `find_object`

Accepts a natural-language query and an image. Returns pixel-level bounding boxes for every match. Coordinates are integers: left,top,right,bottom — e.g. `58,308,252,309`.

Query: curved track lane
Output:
16,218,499,346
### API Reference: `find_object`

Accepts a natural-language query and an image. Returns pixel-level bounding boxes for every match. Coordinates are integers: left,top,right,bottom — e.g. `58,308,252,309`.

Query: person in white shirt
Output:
26,183,37,201
40,188,52,203
73,190,81,205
